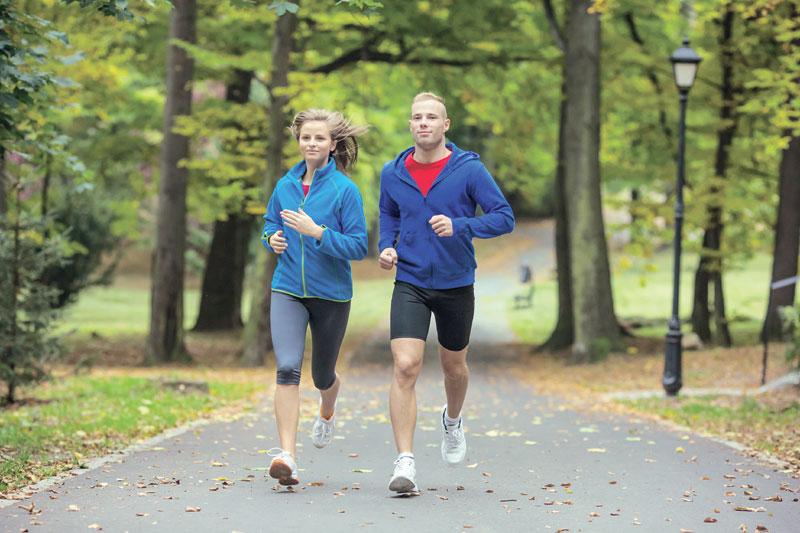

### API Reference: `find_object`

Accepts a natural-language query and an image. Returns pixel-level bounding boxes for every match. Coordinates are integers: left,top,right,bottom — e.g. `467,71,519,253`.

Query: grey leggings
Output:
270,291,350,389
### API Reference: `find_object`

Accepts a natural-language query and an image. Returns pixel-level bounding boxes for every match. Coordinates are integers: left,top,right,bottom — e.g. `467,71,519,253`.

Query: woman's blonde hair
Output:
290,109,369,171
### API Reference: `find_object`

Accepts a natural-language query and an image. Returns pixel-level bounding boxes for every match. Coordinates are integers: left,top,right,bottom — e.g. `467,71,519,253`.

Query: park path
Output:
2,345,798,532
2,220,799,532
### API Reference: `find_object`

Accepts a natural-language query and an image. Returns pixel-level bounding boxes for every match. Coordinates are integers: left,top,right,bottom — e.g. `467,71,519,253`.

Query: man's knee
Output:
441,358,468,380
393,354,422,386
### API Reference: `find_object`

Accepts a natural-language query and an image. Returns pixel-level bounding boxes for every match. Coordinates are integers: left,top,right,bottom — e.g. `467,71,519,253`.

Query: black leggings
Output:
270,291,350,389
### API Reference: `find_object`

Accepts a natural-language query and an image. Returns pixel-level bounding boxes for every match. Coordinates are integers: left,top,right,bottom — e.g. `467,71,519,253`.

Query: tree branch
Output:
542,0,565,52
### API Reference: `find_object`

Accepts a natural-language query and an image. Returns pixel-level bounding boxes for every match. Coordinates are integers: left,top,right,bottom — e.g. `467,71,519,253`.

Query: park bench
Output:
513,284,534,309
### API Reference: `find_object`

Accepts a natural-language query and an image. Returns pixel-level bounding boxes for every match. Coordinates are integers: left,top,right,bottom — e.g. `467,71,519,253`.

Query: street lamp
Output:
663,38,701,397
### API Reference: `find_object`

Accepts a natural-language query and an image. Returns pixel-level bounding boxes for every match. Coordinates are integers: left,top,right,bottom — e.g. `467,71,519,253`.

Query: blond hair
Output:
412,92,447,117
290,109,369,171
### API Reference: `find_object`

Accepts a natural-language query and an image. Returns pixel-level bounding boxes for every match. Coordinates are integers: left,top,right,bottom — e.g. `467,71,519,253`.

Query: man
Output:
378,92,515,493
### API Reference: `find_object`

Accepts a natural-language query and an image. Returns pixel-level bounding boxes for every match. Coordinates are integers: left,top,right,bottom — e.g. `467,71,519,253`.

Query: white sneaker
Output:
388,455,418,493
440,405,466,465
312,405,335,449
268,449,299,486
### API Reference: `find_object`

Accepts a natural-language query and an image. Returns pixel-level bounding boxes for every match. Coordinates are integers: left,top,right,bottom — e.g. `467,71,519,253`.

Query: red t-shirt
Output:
302,183,310,197
404,152,451,197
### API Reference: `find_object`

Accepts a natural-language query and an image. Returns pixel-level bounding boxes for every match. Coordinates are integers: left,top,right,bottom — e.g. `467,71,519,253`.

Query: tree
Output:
242,6,299,366
541,0,575,351
762,2,800,340
563,0,620,361
192,70,256,331
148,0,196,363
691,2,737,347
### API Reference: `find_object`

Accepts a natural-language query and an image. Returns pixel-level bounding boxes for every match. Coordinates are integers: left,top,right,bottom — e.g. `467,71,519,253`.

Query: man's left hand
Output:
429,214,453,237
281,208,324,240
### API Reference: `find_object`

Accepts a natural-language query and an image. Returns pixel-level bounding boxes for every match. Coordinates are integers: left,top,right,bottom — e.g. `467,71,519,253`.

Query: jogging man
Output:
378,92,515,493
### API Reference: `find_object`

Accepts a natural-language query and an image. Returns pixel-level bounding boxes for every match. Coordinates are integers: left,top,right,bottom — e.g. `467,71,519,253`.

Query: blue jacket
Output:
262,158,368,301
378,142,515,289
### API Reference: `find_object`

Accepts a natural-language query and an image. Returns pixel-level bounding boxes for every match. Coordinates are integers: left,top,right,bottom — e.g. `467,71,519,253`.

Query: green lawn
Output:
0,374,262,494
60,277,394,341
510,251,795,345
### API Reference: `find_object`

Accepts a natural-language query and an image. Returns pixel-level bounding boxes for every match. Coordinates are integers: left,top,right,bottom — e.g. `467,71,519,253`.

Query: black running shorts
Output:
390,281,475,351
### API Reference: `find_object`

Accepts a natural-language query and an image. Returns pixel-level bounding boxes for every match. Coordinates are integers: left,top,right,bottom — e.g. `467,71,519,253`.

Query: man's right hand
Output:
269,230,287,254
378,247,398,270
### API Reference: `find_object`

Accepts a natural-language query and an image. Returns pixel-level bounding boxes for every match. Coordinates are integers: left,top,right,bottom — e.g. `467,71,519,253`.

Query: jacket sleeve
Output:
378,168,401,252
261,185,283,253
451,163,515,239
312,182,368,260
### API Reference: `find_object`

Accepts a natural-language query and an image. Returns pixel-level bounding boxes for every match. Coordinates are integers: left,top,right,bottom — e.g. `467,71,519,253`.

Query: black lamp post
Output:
663,38,702,397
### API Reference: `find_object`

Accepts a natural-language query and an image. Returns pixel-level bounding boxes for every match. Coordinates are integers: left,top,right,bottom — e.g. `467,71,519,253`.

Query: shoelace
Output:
443,423,463,446
394,456,415,470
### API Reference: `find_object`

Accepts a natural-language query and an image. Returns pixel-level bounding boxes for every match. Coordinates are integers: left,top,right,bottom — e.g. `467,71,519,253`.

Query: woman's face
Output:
298,121,336,169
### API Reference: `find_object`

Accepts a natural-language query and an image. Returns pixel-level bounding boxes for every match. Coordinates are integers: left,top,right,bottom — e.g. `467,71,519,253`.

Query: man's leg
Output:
389,338,426,453
439,345,469,419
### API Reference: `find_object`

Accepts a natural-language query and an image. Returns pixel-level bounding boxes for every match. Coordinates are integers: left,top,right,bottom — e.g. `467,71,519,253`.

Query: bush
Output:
0,221,65,404
40,187,119,307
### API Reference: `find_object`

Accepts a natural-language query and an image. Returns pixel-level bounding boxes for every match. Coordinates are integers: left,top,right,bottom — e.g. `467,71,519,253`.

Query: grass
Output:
508,250,797,346
0,370,266,495
617,393,800,470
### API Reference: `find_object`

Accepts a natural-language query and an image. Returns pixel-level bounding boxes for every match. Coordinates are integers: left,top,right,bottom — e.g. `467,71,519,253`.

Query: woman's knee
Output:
276,365,301,385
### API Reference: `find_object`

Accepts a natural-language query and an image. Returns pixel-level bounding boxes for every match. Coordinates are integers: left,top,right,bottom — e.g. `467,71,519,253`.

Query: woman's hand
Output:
269,230,288,254
281,208,324,240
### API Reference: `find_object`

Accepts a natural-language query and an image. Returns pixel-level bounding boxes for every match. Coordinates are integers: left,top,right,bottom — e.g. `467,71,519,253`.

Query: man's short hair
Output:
412,92,447,117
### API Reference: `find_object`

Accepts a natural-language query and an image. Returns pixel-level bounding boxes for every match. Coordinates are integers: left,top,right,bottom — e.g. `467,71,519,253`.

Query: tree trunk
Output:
242,9,298,366
541,85,574,351
692,4,736,347
562,0,620,362
762,133,800,339
193,69,254,332
367,216,379,258
147,0,196,364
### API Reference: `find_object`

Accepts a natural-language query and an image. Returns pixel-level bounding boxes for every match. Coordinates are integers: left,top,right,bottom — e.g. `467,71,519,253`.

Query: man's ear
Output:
444,118,451,133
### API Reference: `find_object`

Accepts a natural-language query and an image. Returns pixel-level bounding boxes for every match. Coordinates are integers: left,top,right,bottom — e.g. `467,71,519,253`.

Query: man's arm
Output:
378,170,401,252
451,164,515,238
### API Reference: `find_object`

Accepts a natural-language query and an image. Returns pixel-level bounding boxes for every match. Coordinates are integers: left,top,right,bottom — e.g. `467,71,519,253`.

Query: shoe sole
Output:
269,459,299,486
388,476,418,493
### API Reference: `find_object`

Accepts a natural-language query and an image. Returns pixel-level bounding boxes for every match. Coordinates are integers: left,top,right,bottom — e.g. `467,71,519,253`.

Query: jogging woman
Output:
261,109,368,485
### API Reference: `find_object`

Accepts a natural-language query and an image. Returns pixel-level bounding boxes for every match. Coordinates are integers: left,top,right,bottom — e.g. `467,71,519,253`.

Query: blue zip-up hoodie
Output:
378,142,515,289
262,158,368,301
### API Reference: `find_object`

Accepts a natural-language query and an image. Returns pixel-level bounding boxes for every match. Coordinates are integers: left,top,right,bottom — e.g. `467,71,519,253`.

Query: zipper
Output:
298,167,318,297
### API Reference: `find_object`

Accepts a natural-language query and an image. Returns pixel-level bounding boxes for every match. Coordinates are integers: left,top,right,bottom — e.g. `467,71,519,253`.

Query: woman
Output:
261,109,369,486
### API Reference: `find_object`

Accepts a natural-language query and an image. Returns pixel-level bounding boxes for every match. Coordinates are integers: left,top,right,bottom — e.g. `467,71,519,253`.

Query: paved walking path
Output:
2,341,798,532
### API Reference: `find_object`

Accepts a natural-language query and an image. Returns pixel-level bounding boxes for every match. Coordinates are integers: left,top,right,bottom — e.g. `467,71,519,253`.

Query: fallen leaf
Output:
675,447,685,454
68,504,80,512
764,495,782,502
438,495,448,501
136,512,149,517
185,507,201,513
704,517,718,523
88,524,102,530
587,448,606,453
348,453,359,458
734,506,765,512
351,468,372,473
466,463,478,469
755,526,768,532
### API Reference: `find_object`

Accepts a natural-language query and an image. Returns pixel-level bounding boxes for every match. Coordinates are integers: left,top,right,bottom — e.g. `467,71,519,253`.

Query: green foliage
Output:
268,1,298,16
40,186,120,307
779,304,800,371
0,220,65,405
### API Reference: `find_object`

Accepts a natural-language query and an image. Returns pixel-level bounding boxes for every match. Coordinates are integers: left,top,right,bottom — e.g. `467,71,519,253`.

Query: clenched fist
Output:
378,247,398,270
269,230,287,254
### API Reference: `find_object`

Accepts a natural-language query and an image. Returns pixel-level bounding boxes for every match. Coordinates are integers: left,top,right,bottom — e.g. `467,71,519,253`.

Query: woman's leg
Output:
270,292,309,456
307,299,351,417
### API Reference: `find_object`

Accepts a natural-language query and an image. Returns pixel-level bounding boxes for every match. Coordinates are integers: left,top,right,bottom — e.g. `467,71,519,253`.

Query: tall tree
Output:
147,0,196,363
563,0,620,361
691,2,736,347
193,69,255,332
761,2,800,340
541,0,574,350
242,7,298,366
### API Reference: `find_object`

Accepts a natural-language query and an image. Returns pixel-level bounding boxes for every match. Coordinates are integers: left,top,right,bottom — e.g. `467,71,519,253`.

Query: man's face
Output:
409,99,450,150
